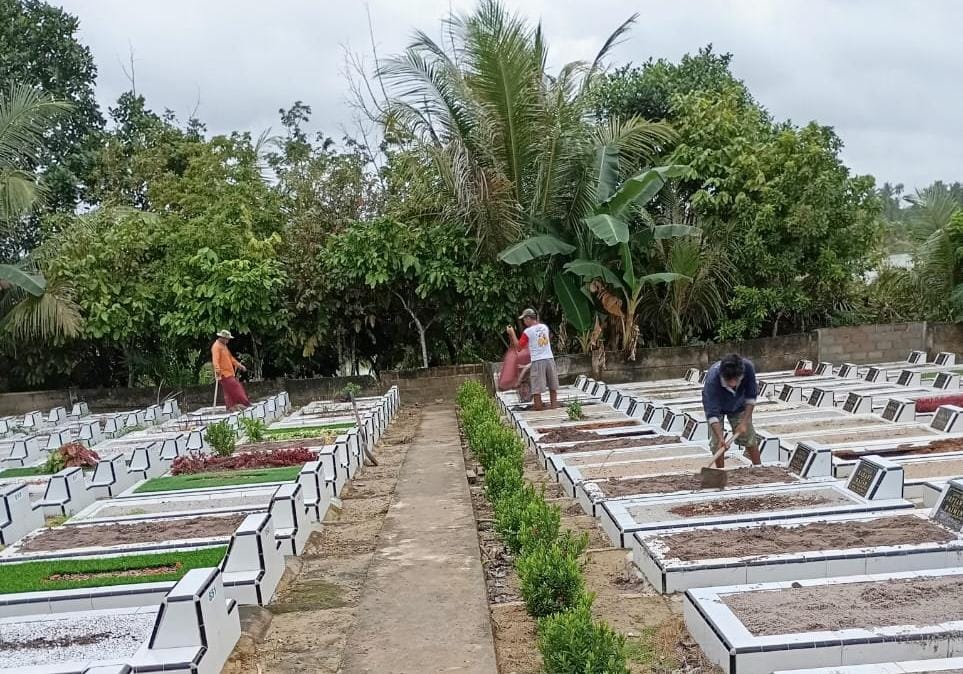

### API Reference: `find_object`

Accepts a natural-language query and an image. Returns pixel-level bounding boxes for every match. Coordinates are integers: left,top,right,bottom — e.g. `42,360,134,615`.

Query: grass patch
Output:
264,423,354,440
0,546,227,594
0,466,49,478
134,465,302,493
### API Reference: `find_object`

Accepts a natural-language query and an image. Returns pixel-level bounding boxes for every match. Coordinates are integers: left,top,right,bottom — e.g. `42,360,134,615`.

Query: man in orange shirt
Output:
212,330,250,410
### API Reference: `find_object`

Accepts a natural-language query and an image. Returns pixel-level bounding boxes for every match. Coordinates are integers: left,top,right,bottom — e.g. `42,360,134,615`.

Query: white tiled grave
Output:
0,511,283,607
774,655,963,673
552,443,713,496
578,443,836,517
684,567,963,674
0,568,239,674
597,455,910,548
635,476,963,593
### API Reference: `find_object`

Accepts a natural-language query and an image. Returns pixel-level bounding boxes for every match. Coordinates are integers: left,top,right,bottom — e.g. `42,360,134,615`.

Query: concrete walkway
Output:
340,406,498,674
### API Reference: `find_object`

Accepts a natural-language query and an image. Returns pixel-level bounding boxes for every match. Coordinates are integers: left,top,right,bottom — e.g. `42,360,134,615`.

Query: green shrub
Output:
494,484,540,551
457,380,488,407
538,597,629,674
240,417,267,442
517,539,585,618
204,420,237,456
566,400,584,421
495,486,562,555
340,382,362,401
485,454,524,505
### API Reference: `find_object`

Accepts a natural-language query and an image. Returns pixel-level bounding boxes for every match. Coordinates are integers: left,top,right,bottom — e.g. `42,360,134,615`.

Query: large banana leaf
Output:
602,165,688,217
583,214,628,246
498,235,575,265
652,224,701,239
0,264,46,296
593,143,620,204
639,272,691,285
553,272,593,333
564,259,625,290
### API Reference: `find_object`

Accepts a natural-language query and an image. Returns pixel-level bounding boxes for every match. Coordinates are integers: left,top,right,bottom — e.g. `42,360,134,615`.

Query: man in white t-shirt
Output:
507,308,559,410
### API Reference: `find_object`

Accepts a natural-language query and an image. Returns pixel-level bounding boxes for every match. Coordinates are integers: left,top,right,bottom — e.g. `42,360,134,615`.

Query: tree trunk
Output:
394,292,431,369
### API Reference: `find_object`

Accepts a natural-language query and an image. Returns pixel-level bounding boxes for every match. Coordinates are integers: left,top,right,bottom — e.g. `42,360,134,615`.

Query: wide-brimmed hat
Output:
518,308,537,320
216,329,234,339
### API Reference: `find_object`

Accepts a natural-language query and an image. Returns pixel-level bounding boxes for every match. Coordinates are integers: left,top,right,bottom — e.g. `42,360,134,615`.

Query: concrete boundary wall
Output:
1,322,961,415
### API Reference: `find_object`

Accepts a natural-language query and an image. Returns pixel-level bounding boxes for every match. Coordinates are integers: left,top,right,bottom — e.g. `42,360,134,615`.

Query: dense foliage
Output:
0,1,957,391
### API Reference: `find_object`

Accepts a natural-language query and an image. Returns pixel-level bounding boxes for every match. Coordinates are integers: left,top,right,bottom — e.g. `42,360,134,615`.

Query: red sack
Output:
498,347,531,391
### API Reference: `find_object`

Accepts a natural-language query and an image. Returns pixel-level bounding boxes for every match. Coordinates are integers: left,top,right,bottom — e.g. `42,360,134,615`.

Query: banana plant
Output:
499,163,698,351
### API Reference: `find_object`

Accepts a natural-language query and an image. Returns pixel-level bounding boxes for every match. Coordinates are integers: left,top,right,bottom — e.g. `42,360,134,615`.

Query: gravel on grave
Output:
0,610,155,668
580,455,742,481
562,444,707,467
756,416,886,433
547,435,681,454
535,419,639,433
791,425,938,445
659,514,955,561
836,437,963,462
902,458,963,480
598,466,796,497
18,514,246,552
725,576,963,636
628,487,850,521
92,494,270,518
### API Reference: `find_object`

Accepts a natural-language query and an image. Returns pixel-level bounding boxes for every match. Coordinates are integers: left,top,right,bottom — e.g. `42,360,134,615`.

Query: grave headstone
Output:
934,479,963,531
897,369,917,386
865,366,882,383
934,372,960,390
845,455,903,500
931,405,963,432
936,351,956,366
908,349,926,364
843,392,862,414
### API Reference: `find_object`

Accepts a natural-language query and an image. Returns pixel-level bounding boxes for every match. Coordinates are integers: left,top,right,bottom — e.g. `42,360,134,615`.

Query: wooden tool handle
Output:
706,434,732,468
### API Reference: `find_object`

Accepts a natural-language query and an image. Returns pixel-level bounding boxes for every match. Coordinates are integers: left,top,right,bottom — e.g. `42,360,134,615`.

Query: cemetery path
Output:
339,405,498,674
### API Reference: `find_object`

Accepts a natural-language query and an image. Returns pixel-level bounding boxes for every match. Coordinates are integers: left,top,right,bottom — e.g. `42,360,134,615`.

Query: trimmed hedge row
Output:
458,381,629,674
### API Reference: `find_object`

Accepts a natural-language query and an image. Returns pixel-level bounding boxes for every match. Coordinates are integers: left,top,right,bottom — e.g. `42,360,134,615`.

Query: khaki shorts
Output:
709,410,757,452
530,359,559,395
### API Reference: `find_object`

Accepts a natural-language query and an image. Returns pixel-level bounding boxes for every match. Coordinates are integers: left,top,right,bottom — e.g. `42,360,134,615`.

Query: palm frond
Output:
0,281,82,342
584,14,638,86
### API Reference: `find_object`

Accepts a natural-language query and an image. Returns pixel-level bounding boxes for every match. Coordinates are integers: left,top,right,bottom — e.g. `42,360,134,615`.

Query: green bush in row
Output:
538,597,630,674
456,382,629,674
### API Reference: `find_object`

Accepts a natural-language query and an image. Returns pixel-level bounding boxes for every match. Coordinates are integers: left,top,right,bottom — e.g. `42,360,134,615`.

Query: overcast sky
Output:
55,0,962,192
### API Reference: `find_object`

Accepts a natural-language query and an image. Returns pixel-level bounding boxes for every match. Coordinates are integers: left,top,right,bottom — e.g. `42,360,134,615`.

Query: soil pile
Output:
659,515,955,561
725,576,963,635
836,437,963,461
599,466,795,498
538,427,651,444
668,492,836,518
549,435,680,454
19,514,246,552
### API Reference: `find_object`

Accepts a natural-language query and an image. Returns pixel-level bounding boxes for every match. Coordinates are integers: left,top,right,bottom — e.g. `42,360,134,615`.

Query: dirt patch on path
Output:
659,515,955,561
726,576,963,636
598,466,796,498
222,405,420,674
19,514,245,552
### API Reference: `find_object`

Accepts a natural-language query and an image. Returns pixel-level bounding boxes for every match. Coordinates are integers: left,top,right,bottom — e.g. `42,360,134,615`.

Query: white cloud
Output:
56,0,962,190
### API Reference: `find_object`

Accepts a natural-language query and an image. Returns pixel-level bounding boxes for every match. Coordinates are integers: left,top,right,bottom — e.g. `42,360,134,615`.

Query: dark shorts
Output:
709,410,757,451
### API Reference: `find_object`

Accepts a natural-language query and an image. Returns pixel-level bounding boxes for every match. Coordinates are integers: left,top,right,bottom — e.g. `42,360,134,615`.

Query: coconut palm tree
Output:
0,83,82,341
379,0,673,253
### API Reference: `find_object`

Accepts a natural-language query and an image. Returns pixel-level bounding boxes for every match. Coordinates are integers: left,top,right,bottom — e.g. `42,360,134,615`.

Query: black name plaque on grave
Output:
935,486,963,531
848,461,879,498
843,393,859,413
788,445,812,475
882,400,901,421
933,407,954,432
897,370,913,386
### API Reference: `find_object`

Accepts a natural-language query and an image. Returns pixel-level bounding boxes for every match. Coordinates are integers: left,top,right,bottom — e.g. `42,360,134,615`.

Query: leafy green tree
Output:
0,83,82,343
380,0,672,253
0,0,103,215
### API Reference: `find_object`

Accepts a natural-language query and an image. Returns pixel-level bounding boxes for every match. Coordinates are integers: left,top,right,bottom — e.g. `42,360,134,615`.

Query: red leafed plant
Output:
45,442,101,474
915,395,963,413
171,448,316,475
794,368,815,377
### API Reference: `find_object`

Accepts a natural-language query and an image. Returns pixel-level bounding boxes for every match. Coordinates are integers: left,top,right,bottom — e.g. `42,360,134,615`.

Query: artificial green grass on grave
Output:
0,546,228,594
263,422,354,440
0,466,49,478
134,465,302,493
